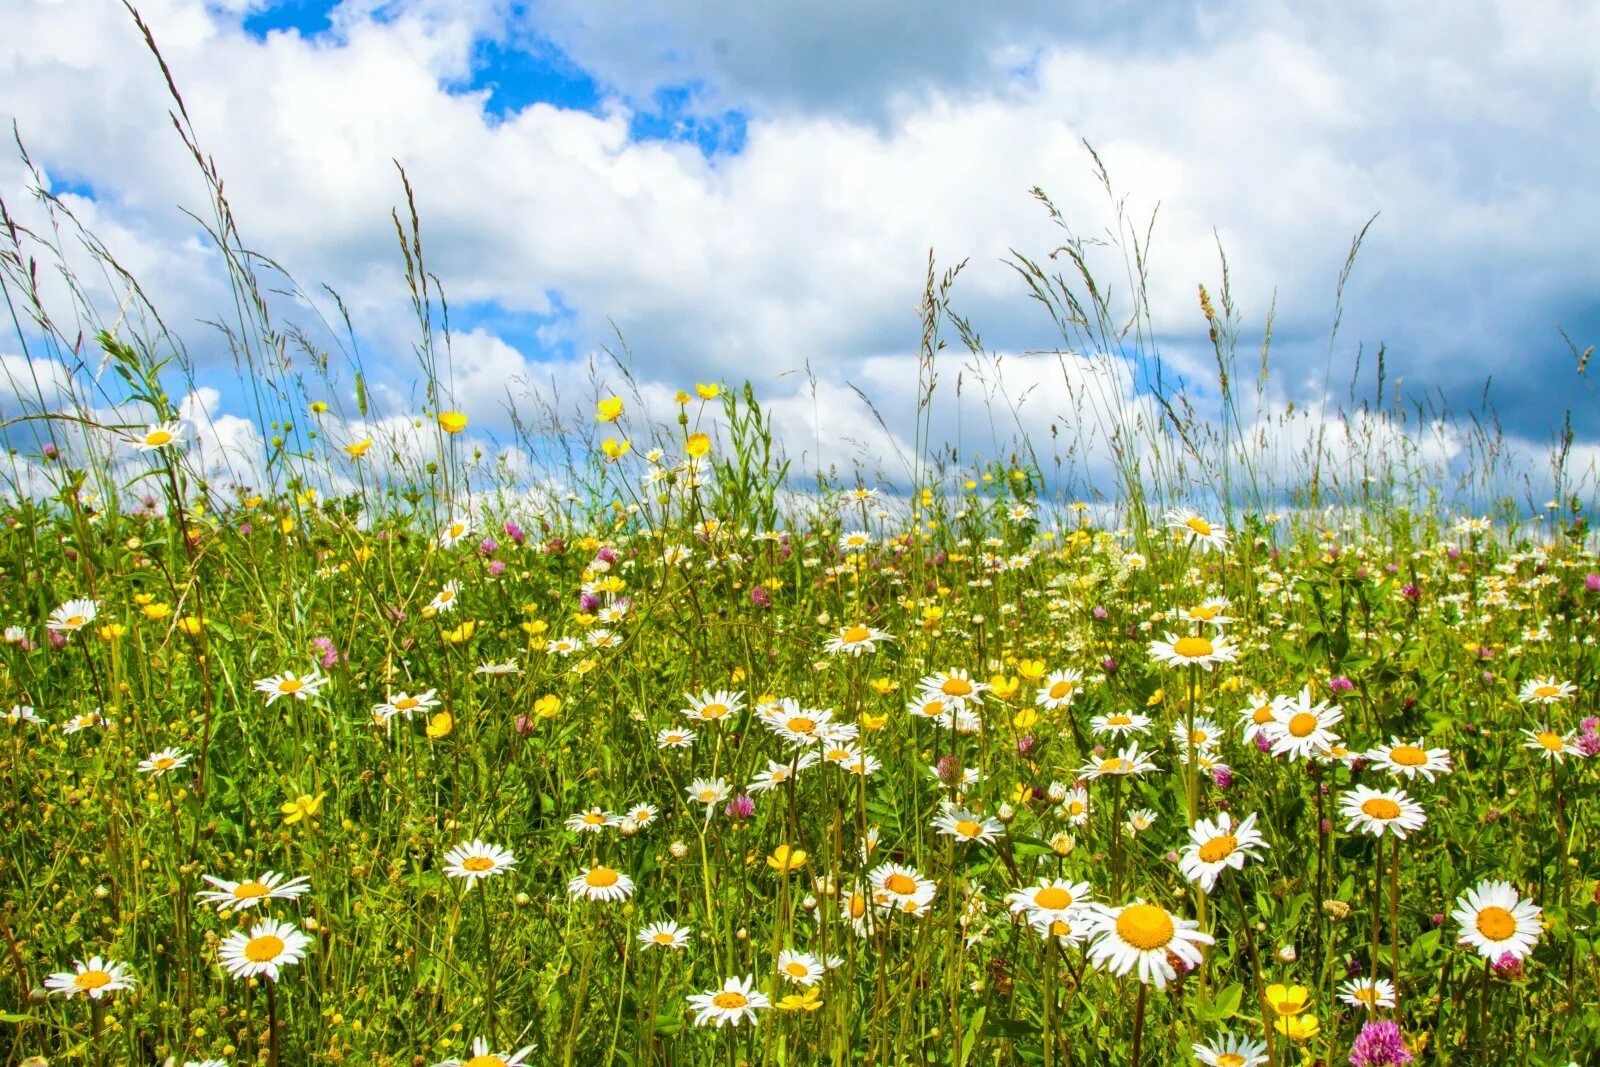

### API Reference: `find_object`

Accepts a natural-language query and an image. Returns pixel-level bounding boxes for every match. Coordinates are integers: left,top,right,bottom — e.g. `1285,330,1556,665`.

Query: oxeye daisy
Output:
656,726,696,749
545,636,582,656
1339,786,1427,839
47,598,99,633
218,918,310,981
1171,716,1224,752
1452,879,1543,961
869,863,936,916
1090,709,1150,737
196,871,312,912
1057,786,1090,825
441,840,516,889
906,693,952,720
373,689,439,721
681,689,745,725
761,702,832,745
919,669,987,705
253,668,329,705
1034,669,1084,710
638,920,692,950
1029,912,1090,947
687,975,769,1027
130,420,184,451
62,709,106,734
1518,677,1575,705
4,704,44,726
1191,1032,1268,1067
775,949,825,986
137,746,191,776
931,808,1003,846
1237,692,1278,743
568,865,635,902
620,804,658,832
1177,597,1233,628
428,580,461,613
1147,631,1238,670
1123,808,1158,834
1077,741,1158,780
823,622,892,656
686,777,731,807
432,1036,536,1067
1338,976,1398,1011
1005,879,1095,925
437,517,472,548
1165,508,1229,553
1179,811,1269,892
1522,725,1580,762
564,808,617,833
837,530,873,552
1366,737,1453,781
1263,688,1343,761
1086,901,1213,988
44,956,135,999
747,755,817,793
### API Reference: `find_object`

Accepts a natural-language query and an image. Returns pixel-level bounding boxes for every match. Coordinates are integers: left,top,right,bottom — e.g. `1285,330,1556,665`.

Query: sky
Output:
1,0,1598,503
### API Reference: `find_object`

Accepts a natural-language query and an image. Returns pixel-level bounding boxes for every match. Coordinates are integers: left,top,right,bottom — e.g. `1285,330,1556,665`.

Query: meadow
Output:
4,22,1600,1067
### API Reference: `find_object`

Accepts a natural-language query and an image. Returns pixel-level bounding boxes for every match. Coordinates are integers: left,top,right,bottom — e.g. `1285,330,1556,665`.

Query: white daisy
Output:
441,840,517,889
1086,901,1213,988
130,421,184,452
1339,786,1426,839
1366,738,1453,782
218,918,311,981
655,726,696,749
373,689,439,722
1337,976,1397,1012
47,598,99,633
1089,710,1150,737
775,949,824,986
253,668,329,705
196,871,312,913
1165,508,1230,553
1034,669,1084,710
823,622,892,656
565,808,618,833
428,580,462,613
687,974,769,1027
1452,879,1542,961
44,956,135,999
869,863,937,917
1179,811,1269,892
931,809,1003,846
1522,726,1581,762
433,1036,535,1067
437,517,473,548
681,689,745,726
568,865,635,902
1147,632,1238,670
1191,1033,1268,1067
637,920,692,950
1518,677,1575,706
1263,688,1343,761
136,747,191,776
1005,879,1096,926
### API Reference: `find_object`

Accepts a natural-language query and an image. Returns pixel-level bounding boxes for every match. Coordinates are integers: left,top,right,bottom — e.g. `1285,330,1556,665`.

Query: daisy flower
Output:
1518,677,1575,705
837,530,873,552
1191,1033,1268,1067
823,622,892,656
1177,597,1233,628
931,809,1003,846
130,421,184,451
137,747,191,776
1078,742,1158,780
686,777,731,807
437,517,472,548
44,956,135,999
1339,786,1427,839
906,693,953,721
196,871,312,913
1029,912,1091,947
1179,811,1269,892
776,949,824,986
761,702,832,745
1338,976,1397,1012
62,709,106,734
218,918,311,981
747,755,817,793
1171,716,1224,752
1086,901,1213,988
253,669,329,705
687,975,769,1027
474,660,522,676
565,808,617,833
1034,669,1084,710
1237,692,1278,743
1006,879,1095,925
620,804,659,832
869,863,937,916
1366,738,1453,782
373,690,439,721
656,727,696,749
1147,632,1238,670
638,920,692,950
1522,726,1581,762
1058,786,1090,826
1165,508,1229,553
3,705,44,726
568,865,635,902
545,636,582,656
442,840,517,889
428,581,461,613
1452,879,1542,961
1263,688,1343,761
1090,710,1150,738
681,689,744,726
47,598,98,633
919,669,987,705
433,1036,535,1067
1123,809,1158,834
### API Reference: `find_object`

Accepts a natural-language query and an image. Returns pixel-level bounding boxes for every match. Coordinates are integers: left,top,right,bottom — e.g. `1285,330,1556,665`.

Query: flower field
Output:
4,416,1599,1066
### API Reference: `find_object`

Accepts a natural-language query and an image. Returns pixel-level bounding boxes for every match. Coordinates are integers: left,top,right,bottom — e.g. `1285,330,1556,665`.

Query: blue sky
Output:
1,0,1598,498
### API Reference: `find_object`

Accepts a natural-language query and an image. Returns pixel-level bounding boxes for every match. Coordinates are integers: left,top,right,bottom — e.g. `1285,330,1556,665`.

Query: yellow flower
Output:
777,987,823,1012
694,382,721,400
731,667,746,684
596,396,624,422
601,438,631,460
1013,706,1039,731
685,432,711,458
573,658,598,675
861,712,888,732
674,390,691,405
1146,688,1164,707
442,621,476,644
344,438,373,458
1017,659,1046,682
280,792,325,826
767,844,808,873
97,622,126,640
521,619,549,636
296,488,318,506
309,401,329,414
177,616,203,636
868,678,898,696
244,495,263,509
425,711,453,739
533,695,561,720
988,675,1020,700
143,602,171,620
279,516,295,535
133,593,154,606
438,411,468,434
1274,1013,1320,1042
1265,984,1310,1016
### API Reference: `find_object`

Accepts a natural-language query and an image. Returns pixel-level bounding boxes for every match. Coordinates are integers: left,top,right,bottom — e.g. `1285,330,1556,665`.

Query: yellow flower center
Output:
1287,712,1318,738
1099,757,1127,774
279,678,303,693
1532,685,1561,699
1252,704,1274,724
1049,681,1074,700
65,614,86,628
585,866,619,887
1389,745,1428,766
1189,604,1221,620
1217,1055,1247,1067
942,678,974,697
462,856,496,872
233,881,272,899
1067,801,1086,816
842,625,871,643
74,969,112,990
920,699,946,717
245,935,285,962
787,716,816,734
146,429,174,446
652,932,676,944
1197,835,1238,863
954,820,982,838
1049,919,1073,937
1537,731,1564,751
152,757,175,770
1115,904,1175,951
1475,906,1517,941
784,961,809,976
1353,986,1380,1004
1361,797,1402,821
1033,887,1074,910
463,1056,507,1067
1173,636,1214,659
1189,729,1210,745
712,991,750,1010
700,703,728,720
438,589,455,602
395,697,418,710
848,894,867,918
885,873,918,896
583,812,607,824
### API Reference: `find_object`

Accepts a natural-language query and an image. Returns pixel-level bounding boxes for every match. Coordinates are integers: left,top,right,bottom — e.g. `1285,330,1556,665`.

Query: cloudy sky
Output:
2,0,1597,499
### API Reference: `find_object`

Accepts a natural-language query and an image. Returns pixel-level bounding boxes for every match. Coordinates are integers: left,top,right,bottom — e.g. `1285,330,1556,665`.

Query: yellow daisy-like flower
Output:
280,792,325,826
438,411,468,433
343,437,373,457
596,396,624,422
766,844,809,873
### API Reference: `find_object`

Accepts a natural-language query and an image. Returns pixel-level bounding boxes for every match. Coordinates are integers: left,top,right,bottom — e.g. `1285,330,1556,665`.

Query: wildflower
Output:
1078,742,1158,780
1366,738,1452,782
1192,1033,1268,1067
1275,1013,1320,1042
1147,632,1238,670
686,777,731,808
1034,668,1083,710
1165,508,1229,552
279,792,325,825
1339,786,1426,838
776,949,824,986
136,747,191,776
725,793,757,819
919,669,987,705
1179,811,1268,892
1090,710,1150,737
218,918,311,980
1266,983,1310,1016
131,421,184,451
438,517,472,547
1519,677,1575,705
429,581,462,613
682,689,744,726
1178,597,1233,628
869,863,937,917
1264,688,1344,761
197,871,312,913
1005,879,1095,925
44,956,135,999
343,437,373,457
442,841,516,889
777,986,824,1012
46,599,98,633
1452,879,1542,961
374,690,440,722
1347,1019,1413,1066
1123,809,1158,834
1522,726,1581,762
687,975,769,1027
437,411,468,434
1338,976,1397,1012
596,396,624,422
254,669,330,705
823,622,893,656
767,844,809,873
433,1037,535,1067
932,809,1003,846
638,921,692,950
685,432,711,458
4,705,44,726
1086,901,1213,988
566,808,618,833
569,865,634,902
656,727,696,749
